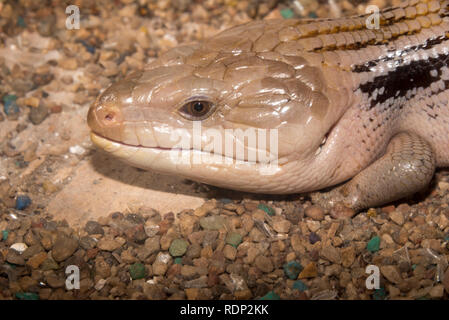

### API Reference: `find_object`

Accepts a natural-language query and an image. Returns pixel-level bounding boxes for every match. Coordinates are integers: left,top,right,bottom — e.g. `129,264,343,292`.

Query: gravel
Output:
0,0,448,301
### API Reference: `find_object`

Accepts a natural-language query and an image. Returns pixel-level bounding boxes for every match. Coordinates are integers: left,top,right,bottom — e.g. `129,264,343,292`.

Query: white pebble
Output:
69,145,85,155
10,243,28,254
94,279,107,291
157,253,171,264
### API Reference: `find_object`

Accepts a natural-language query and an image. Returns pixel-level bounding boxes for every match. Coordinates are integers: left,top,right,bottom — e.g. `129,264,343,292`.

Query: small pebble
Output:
258,204,275,216
69,145,86,155
309,232,321,244
367,236,381,253
28,102,49,125
15,195,31,210
3,94,20,118
305,205,325,221
199,216,225,230
293,280,308,292
129,262,147,280
52,236,79,262
367,208,377,217
15,292,39,300
298,262,318,279
283,261,303,279
373,288,386,300
260,291,280,300
10,242,28,253
225,232,243,248
85,221,104,235
169,238,189,257
280,8,294,19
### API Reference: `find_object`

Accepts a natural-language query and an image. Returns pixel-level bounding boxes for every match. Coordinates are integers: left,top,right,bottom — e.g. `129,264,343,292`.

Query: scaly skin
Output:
88,0,449,214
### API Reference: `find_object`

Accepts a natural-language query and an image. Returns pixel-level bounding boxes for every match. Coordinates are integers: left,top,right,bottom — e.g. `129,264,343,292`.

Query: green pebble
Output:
169,239,189,257
366,236,380,253
15,292,39,300
129,262,146,280
17,16,26,28
308,12,318,18
373,288,386,300
2,230,9,241
174,257,183,265
412,264,417,270
258,203,275,216
280,8,294,19
260,291,281,300
226,232,243,248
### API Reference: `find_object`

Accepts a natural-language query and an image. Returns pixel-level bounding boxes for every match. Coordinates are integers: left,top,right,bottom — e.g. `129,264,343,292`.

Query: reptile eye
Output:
178,100,214,120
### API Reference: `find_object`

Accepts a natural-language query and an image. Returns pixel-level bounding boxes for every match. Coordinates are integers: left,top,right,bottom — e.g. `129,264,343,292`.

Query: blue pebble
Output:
283,261,303,280
79,40,96,54
3,95,19,116
293,280,308,292
15,195,31,210
219,198,232,204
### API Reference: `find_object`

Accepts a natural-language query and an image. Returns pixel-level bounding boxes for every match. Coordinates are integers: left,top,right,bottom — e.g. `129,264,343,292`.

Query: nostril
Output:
105,113,115,121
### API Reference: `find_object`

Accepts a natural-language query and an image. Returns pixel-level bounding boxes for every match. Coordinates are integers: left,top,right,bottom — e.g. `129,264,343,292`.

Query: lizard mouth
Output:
90,131,191,152
89,131,282,180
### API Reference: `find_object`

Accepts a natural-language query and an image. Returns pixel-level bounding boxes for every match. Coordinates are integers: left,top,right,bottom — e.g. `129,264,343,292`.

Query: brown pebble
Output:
223,244,237,261
298,262,318,279
305,205,325,221
59,58,78,70
380,265,402,284
6,249,25,265
52,235,79,262
320,246,341,264
254,255,273,273
340,246,355,268
97,238,122,252
272,216,291,233
234,289,252,299
26,251,47,269
185,288,200,300
50,105,62,113
29,102,49,125
329,203,355,219
443,268,449,294
22,97,40,108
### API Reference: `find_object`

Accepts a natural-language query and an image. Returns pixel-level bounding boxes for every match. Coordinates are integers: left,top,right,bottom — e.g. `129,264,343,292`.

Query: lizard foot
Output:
310,188,357,219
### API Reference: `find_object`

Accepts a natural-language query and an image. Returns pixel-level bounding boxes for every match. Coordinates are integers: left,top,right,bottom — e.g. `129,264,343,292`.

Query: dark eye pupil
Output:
179,100,213,120
193,102,204,113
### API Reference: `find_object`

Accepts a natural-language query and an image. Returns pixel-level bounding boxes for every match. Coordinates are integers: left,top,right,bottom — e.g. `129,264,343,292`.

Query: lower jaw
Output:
90,132,295,193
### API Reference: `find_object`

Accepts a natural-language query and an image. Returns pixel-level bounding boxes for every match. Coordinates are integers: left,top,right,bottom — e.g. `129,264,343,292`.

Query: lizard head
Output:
88,21,346,193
